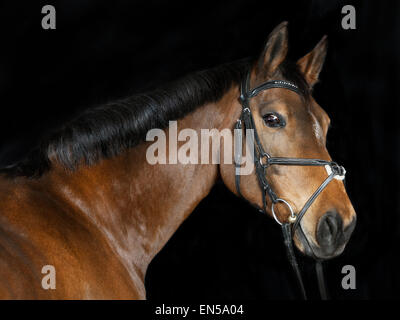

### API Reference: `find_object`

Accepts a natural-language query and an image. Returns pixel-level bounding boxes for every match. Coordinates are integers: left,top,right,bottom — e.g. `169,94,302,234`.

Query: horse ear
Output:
297,35,328,86
256,21,289,78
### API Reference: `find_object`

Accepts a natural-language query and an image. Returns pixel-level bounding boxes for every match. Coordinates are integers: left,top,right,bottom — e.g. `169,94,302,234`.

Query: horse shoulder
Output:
0,175,143,299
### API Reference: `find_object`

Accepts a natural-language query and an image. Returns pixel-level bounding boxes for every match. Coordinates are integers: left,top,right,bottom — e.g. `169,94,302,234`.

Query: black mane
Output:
1,58,309,178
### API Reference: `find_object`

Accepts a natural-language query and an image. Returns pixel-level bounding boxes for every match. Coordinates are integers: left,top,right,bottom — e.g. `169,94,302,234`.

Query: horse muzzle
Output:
295,211,356,260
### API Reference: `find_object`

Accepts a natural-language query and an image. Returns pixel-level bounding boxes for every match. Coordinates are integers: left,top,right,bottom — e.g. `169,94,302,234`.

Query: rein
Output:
234,72,346,300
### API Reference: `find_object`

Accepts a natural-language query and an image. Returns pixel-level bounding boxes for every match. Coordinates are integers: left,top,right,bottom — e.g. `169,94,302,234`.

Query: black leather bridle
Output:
234,71,346,299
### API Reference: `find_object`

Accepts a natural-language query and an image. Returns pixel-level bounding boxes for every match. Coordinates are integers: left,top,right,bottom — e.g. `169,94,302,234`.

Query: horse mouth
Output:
293,225,347,260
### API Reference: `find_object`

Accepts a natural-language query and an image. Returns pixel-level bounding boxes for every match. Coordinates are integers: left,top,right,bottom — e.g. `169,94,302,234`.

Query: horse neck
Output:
47,85,241,284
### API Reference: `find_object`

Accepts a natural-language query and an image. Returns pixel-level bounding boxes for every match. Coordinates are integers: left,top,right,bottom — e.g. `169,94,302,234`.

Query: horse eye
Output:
263,113,285,128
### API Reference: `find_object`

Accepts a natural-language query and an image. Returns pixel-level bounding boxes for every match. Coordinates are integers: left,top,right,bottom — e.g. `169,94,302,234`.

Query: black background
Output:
0,0,398,299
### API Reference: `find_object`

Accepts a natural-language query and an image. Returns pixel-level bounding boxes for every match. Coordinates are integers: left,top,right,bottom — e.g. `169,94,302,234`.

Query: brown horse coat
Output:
0,22,356,299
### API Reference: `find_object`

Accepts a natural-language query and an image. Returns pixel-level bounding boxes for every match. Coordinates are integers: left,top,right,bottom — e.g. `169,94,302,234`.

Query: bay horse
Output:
0,22,356,299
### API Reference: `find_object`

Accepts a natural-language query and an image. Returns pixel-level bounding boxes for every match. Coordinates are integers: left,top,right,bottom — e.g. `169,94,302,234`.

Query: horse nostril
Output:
316,211,343,248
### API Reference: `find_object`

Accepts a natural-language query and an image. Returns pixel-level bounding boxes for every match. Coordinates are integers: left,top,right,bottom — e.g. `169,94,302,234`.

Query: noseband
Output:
234,72,346,299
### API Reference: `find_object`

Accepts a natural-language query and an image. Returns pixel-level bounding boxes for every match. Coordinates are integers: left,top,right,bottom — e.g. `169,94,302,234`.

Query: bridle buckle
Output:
239,93,247,104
